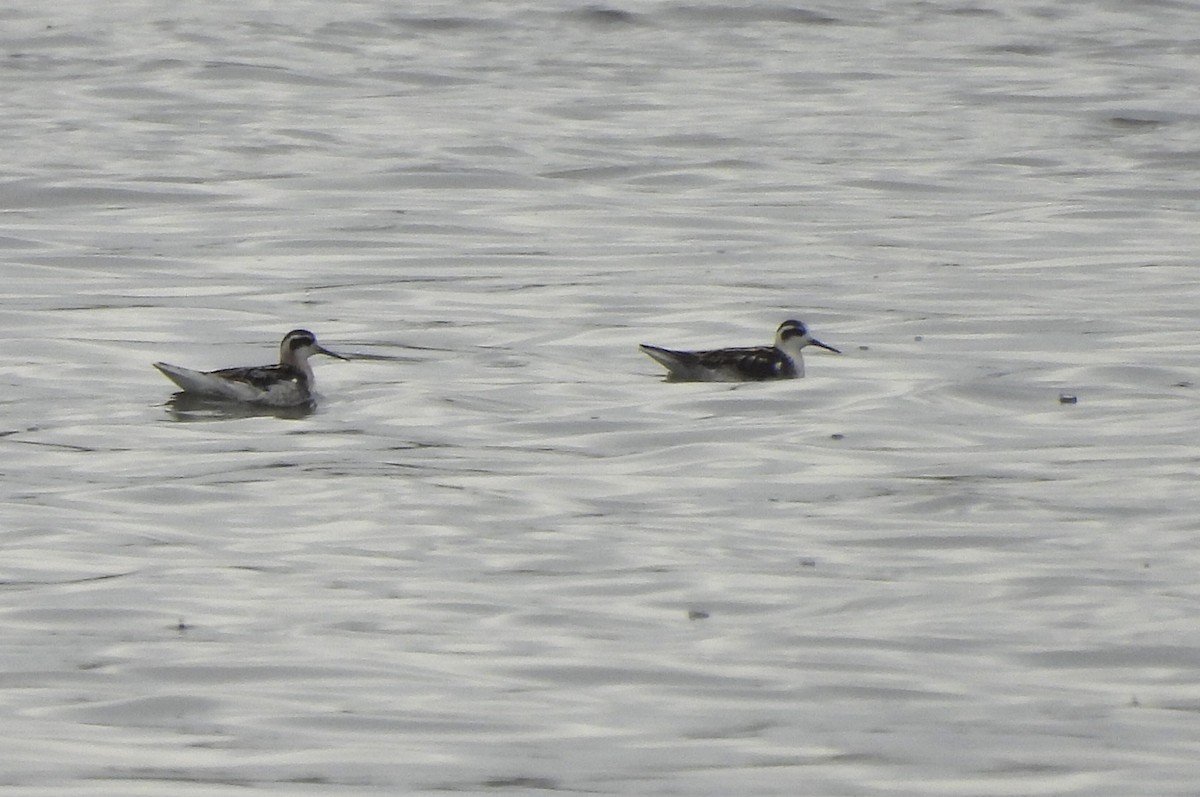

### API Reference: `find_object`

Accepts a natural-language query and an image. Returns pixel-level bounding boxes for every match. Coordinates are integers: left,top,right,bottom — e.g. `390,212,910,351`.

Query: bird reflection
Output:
163,392,317,422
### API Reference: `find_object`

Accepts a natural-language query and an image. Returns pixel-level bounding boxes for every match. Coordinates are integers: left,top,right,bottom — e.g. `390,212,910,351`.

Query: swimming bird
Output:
154,329,348,406
640,319,839,381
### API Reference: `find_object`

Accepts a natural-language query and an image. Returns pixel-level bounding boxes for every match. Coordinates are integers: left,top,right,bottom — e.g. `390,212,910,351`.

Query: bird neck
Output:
280,349,315,382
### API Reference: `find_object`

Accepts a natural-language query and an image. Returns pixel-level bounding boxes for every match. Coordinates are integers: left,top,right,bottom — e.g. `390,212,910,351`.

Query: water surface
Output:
4,1,1200,794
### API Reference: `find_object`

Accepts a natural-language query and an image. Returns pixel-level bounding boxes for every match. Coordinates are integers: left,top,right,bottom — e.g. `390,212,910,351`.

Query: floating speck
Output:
1058,393,1078,405
800,558,816,568
914,335,923,342
858,345,869,351
831,433,844,440
688,609,710,621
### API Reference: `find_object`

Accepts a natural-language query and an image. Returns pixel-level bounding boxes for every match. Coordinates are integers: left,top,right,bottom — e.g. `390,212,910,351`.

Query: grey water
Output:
4,1,1200,794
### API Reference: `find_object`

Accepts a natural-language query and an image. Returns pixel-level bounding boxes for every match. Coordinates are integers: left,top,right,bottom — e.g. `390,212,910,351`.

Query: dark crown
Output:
284,329,316,350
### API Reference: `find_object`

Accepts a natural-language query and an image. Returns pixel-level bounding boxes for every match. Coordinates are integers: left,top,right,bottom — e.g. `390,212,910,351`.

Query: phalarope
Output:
640,319,839,381
154,329,348,406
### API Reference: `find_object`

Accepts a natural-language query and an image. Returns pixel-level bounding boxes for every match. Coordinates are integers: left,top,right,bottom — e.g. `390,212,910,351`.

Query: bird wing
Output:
695,346,796,380
209,364,305,391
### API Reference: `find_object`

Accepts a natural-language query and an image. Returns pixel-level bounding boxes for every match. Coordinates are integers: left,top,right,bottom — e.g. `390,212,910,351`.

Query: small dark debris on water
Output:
482,777,560,790
1174,381,1191,388
1058,393,1078,405
688,609,710,621
858,345,869,351
914,335,923,342
800,558,816,568
831,433,844,441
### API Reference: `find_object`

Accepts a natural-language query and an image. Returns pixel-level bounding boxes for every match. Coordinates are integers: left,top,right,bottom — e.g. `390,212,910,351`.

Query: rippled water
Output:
5,1,1200,794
